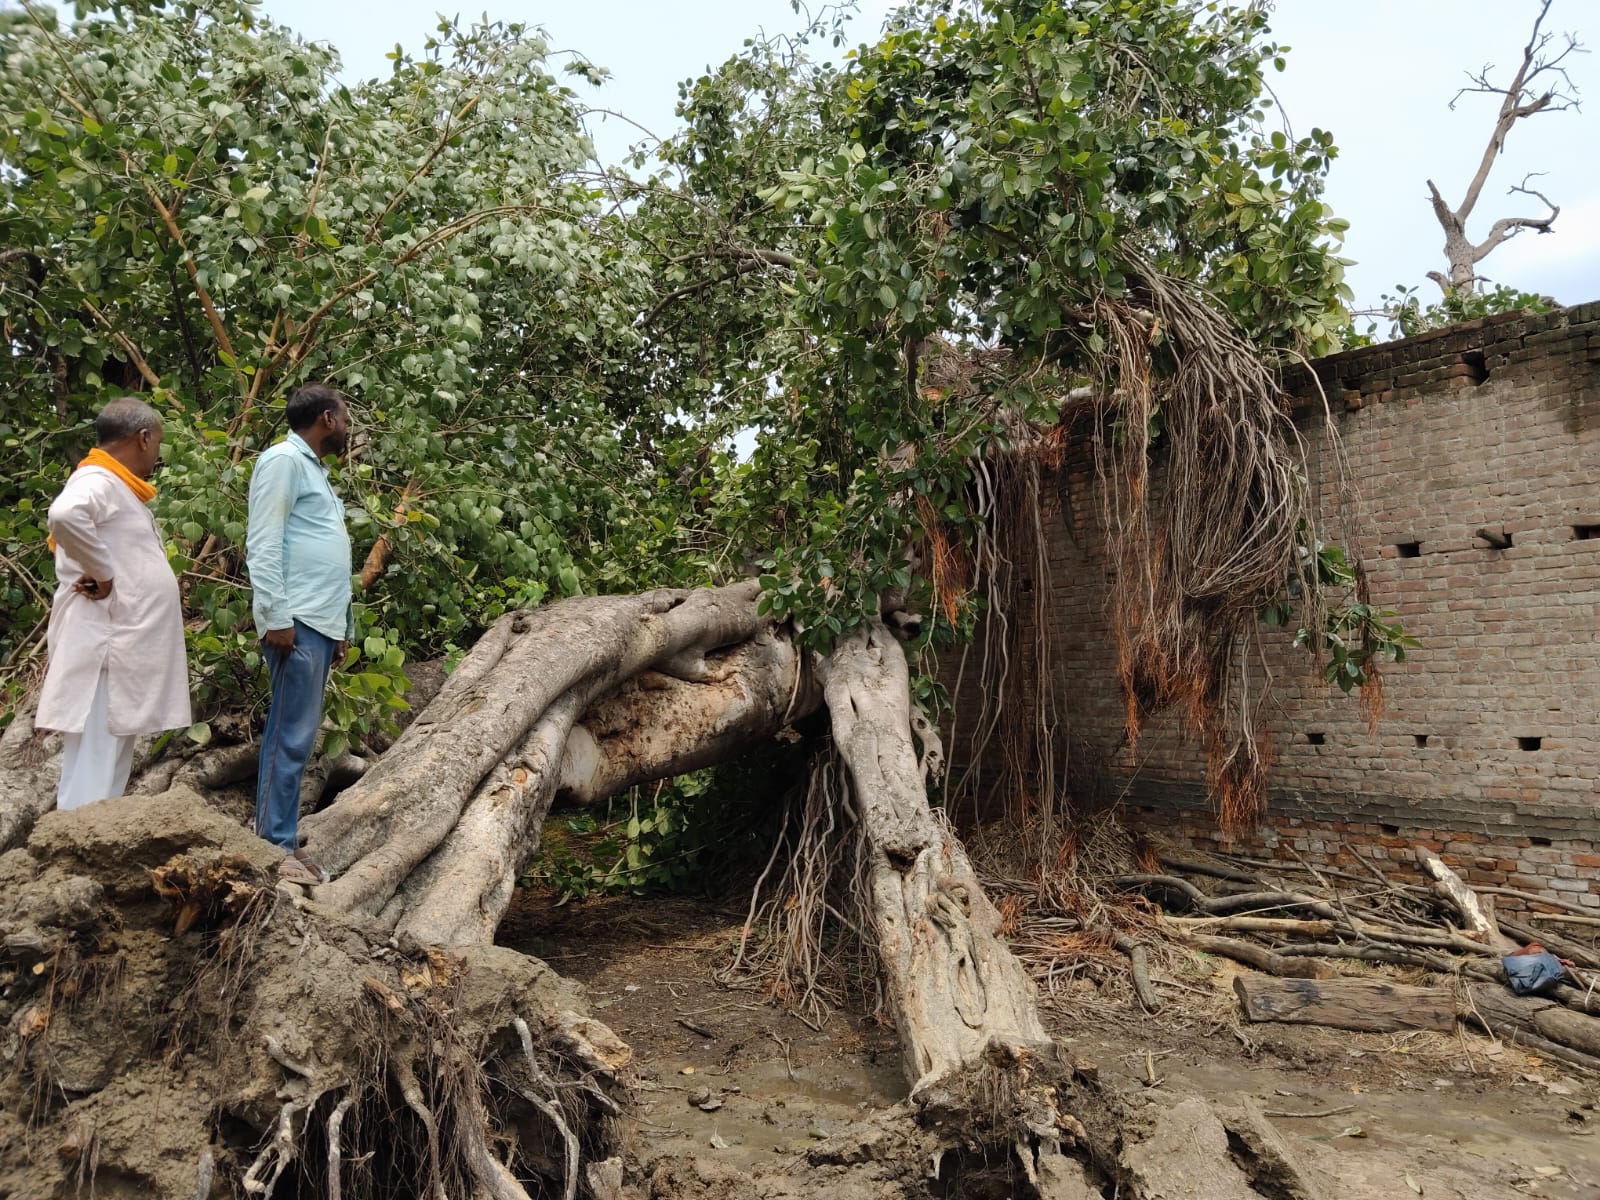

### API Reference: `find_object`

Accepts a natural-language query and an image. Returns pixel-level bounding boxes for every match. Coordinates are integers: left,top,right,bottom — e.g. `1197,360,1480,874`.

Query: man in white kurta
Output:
36,398,190,809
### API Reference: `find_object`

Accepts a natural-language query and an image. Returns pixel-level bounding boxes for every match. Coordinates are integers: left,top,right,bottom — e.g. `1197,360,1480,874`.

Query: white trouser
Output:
57,669,136,811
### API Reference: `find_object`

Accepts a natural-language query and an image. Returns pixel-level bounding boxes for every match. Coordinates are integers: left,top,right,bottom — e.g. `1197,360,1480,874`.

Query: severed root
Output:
512,1016,580,1200
241,1099,303,1196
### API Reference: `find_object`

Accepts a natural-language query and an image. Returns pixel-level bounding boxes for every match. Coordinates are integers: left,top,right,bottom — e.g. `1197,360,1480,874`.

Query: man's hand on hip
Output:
264,625,297,655
73,576,113,600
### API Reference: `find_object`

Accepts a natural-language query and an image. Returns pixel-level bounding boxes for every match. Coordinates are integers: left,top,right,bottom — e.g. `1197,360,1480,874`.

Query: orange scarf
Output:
46,448,158,552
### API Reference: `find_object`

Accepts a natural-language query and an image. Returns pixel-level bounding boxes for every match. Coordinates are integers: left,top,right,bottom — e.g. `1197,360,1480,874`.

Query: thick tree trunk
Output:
305,582,769,930
820,620,1046,1094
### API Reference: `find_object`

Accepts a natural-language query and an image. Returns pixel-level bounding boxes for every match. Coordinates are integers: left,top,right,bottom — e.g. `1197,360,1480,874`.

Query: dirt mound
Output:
0,788,626,1199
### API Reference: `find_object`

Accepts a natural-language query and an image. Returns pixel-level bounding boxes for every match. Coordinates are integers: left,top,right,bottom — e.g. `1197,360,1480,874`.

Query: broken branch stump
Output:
1416,846,1501,945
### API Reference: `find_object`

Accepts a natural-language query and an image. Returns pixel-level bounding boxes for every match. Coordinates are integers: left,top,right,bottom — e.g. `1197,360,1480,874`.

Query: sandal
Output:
278,854,326,885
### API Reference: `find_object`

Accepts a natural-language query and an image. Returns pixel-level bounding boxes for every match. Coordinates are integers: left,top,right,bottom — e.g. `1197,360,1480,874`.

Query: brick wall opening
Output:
1456,349,1489,385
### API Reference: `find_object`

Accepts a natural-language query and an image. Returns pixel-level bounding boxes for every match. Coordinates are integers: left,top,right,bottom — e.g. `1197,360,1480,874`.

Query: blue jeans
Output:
255,620,336,852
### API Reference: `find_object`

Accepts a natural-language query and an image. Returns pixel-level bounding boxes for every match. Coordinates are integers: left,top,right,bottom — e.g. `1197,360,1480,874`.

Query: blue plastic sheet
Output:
1502,950,1567,996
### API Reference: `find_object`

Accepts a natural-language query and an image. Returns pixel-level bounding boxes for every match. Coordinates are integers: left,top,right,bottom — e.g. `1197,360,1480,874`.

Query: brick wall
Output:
977,302,1600,907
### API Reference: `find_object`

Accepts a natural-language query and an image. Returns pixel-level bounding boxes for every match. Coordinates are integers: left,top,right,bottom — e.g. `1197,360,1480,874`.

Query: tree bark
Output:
0,696,62,853
305,582,766,925
820,620,1046,1094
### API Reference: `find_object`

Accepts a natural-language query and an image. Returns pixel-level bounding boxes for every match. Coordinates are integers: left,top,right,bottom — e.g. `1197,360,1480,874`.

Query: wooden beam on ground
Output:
1233,976,1456,1033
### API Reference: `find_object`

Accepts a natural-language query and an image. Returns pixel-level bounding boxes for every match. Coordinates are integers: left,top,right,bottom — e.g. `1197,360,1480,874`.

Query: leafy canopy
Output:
2,0,1364,750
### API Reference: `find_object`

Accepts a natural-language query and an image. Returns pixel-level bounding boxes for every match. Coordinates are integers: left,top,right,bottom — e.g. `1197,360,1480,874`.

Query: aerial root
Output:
457,1088,535,1200
191,1148,215,1200
390,1055,446,1200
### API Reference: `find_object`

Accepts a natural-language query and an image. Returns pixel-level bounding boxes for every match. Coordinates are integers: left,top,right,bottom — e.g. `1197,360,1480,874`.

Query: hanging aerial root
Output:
719,750,868,1029
1086,262,1333,833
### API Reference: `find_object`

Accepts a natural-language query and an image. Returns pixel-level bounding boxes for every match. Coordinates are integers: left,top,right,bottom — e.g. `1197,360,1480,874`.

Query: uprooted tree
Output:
0,1,1406,1196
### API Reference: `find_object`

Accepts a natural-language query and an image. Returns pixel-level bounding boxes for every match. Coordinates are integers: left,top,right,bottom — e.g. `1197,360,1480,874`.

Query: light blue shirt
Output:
246,431,354,642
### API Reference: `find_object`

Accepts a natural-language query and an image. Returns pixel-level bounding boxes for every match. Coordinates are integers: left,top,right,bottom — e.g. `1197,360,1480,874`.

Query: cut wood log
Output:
1177,932,1336,980
1234,975,1600,1070
1496,915,1600,971
1464,985,1600,1060
1233,976,1456,1033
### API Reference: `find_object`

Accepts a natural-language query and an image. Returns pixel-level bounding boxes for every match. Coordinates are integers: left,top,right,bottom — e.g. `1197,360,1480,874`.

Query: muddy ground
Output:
500,891,1600,1200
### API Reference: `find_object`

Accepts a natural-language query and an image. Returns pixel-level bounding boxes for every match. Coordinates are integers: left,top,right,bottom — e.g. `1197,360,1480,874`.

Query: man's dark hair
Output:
285,383,344,432
95,397,161,445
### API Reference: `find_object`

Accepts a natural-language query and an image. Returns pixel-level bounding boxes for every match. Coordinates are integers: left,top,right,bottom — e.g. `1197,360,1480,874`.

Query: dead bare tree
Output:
1425,0,1584,297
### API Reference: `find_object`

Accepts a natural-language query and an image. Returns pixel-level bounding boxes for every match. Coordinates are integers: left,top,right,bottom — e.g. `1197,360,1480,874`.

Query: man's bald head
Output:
94,398,164,479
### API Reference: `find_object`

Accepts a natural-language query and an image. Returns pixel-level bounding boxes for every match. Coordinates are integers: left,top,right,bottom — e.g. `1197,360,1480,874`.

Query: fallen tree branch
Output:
1175,931,1335,980
1109,931,1161,1013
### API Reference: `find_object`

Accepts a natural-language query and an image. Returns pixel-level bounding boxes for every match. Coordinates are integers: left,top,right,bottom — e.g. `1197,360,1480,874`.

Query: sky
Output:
65,0,1600,311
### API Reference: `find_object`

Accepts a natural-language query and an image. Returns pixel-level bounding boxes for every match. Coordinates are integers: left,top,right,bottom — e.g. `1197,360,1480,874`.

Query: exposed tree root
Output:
0,790,628,1199
0,696,60,853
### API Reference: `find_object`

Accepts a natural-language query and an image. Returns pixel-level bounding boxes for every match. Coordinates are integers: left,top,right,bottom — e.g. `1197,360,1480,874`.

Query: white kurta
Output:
36,465,191,736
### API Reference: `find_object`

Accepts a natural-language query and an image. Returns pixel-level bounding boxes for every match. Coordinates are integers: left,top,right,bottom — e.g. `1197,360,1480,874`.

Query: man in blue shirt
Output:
246,383,353,885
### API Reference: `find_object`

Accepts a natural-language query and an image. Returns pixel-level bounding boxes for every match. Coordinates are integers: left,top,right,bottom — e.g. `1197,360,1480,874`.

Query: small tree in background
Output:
1425,0,1583,298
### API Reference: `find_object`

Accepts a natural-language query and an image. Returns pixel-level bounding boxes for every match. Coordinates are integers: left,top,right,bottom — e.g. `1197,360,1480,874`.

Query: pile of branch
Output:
1114,846,1600,1072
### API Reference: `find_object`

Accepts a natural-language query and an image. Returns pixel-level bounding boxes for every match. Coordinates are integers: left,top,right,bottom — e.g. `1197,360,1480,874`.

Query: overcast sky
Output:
83,1,1600,311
